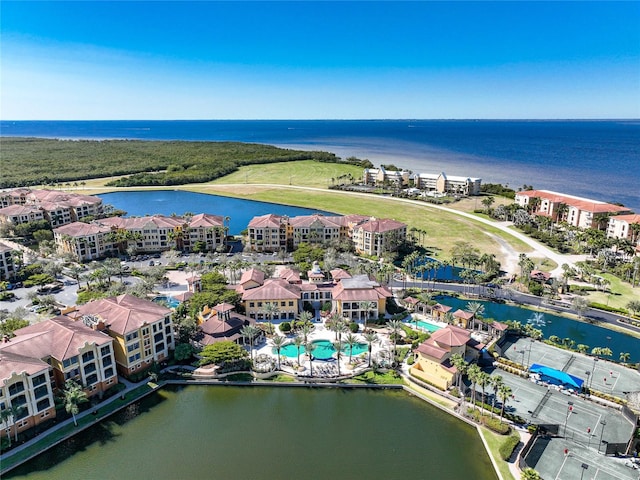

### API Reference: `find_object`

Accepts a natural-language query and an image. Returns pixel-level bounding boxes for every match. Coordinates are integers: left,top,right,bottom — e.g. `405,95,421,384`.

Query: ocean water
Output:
1,120,638,212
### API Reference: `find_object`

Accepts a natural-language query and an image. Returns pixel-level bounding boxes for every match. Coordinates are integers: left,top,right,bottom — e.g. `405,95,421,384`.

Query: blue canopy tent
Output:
529,364,584,389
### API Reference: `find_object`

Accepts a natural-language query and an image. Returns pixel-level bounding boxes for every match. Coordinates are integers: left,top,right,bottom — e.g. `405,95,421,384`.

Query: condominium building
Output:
54,213,226,261
246,213,406,255
351,218,407,256
67,294,175,376
246,214,288,252
515,190,632,230
2,317,118,397
0,242,17,281
362,167,410,187
413,172,482,196
0,188,103,227
607,214,640,252
0,351,55,441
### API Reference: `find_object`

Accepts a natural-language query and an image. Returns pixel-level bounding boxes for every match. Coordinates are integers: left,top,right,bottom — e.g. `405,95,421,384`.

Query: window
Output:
100,345,111,357
249,302,255,308
125,331,139,342
280,301,286,306
165,326,171,335
62,356,78,368
104,367,114,378
32,373,47,387
84,363,97,375
102,356,113,367
82,351,95,363
154,332,163,343
128,353,141,363
288,301,294,306
85,374,98,386
164,317,170,325
37,398,51,412
155,342,165,352
12,394,27,408
8,382,24,396
65,368,80,380
127,342,140,353
34,385,49,399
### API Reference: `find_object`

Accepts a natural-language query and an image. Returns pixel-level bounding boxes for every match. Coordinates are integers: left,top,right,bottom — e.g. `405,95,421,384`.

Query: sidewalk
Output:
0,376,152,474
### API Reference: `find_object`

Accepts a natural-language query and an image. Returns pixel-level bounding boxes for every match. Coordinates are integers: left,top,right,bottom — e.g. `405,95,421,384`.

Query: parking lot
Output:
502,337,640,397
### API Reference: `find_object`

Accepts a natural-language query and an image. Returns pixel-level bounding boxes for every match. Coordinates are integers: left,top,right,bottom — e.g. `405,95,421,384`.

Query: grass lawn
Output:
0,383,154,473
211,160,363,188
479,427,517,480
345,370,405,385
584,273,640,310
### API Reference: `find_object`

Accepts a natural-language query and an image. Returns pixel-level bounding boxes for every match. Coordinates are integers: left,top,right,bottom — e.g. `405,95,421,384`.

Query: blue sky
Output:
1,1,638,120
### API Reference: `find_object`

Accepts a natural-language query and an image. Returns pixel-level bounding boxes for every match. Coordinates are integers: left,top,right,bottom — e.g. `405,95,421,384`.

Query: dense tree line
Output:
0,138,341,188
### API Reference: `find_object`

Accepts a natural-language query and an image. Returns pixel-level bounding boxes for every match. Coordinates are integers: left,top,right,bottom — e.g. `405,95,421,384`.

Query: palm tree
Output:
477,372,491,417
466,301,485,330
619,352,631,364
489,375,503,417
332,339,343,376
362,331,379,367
450,353,468,396
240,325,260,360
343,333,358,364
271,335,286,370
360,301,377,329
262,302,280,334
326,312,344,339
0,408,14,447
293,335,304,366
305,341,317,377
467,364,481,408
63,380,88,427
386,319,403,364
497,384,513,424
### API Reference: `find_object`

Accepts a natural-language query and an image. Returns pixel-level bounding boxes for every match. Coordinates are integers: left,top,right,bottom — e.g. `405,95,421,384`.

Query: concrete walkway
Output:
0,376,152,473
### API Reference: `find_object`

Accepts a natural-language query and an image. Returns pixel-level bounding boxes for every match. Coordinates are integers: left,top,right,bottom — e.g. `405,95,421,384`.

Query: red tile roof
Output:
242,279,300,301
2,316,112,361
0,350,50,381
71,294,171,336
248,214,285,228
430,325,471,347
518,190,630,214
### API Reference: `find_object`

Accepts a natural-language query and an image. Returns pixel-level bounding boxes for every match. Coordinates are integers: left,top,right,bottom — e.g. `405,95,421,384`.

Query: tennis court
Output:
491,372,634,446
502,337,640,397
525,436,639,480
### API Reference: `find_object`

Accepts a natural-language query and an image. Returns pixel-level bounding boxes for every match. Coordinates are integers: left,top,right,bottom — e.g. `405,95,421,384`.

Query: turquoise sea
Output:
1,120,638,212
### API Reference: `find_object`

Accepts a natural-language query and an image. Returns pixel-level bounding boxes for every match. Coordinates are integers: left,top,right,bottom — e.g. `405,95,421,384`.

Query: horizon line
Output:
2,118,639,122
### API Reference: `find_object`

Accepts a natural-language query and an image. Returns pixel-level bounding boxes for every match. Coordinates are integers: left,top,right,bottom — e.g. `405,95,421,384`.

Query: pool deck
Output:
254,322,393,378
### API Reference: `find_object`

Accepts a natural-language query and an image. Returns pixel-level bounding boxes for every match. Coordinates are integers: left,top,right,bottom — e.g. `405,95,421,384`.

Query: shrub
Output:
485,416,511,435
279,321,292,333
349,322,359,333
498,432,520,460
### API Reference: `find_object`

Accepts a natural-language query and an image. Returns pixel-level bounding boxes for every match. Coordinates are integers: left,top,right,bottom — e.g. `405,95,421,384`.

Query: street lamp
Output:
587,427,593,449
590,358,598,388
584,370,591,391
580,463,589,480
599,419,607,453
526,338,533,369
563,401,574,437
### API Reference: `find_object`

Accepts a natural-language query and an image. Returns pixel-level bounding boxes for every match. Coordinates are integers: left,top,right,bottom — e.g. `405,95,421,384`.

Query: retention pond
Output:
8,386,497,480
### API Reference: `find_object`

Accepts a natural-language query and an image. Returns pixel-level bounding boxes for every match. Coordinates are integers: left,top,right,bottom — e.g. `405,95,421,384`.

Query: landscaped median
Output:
0,382,158,476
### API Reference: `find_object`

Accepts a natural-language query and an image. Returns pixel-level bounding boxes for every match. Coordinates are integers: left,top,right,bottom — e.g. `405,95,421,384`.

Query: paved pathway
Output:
203,184,589,276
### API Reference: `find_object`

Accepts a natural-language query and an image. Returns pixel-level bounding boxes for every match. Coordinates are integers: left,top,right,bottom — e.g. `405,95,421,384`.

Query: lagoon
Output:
7,386,497,480
98,190,334,235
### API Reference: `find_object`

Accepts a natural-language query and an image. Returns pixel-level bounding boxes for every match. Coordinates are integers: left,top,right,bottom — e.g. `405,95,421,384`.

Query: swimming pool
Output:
407,318,442,333
153,295,180,308
276,339,368,360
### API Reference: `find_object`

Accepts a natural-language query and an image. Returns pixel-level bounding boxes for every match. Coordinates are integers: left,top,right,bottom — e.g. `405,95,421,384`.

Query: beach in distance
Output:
1,119,638,212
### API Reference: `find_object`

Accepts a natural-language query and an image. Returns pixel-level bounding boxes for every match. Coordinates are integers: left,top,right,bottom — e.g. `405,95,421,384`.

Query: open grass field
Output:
584,273,640,311
210,160,364,188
